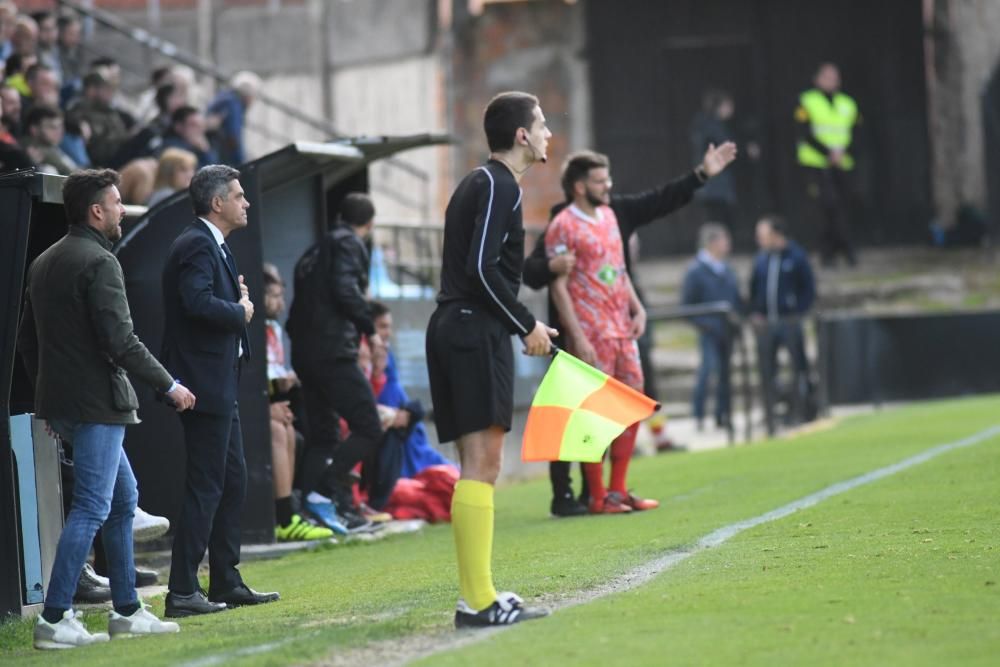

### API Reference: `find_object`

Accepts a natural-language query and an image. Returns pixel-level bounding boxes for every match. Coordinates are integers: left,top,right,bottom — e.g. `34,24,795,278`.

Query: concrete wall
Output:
926,0,1000,225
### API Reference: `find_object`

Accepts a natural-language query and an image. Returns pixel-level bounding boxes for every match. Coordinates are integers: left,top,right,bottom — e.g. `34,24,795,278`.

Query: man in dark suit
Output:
161,164,279,617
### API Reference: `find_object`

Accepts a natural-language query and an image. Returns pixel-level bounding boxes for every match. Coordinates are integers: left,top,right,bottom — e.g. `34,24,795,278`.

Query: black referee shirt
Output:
437,160,536,336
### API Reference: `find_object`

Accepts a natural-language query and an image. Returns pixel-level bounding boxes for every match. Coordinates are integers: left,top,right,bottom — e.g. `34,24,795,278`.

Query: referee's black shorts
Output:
426,301,514,443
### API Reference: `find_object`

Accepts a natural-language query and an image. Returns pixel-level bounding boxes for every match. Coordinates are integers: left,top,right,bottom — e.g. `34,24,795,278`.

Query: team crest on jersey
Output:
597,264,618,285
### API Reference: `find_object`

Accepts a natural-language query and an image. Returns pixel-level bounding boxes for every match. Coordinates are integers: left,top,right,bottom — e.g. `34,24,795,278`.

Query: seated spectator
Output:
88,56,136,130
112,82,186,168
0,83,21,137
207,70,260,166
23,105,79,175
118,158,156,205
0,90,31,172
20,63,61,124
263,269,333,542
11,13,37,59
3,52,37,96
134,65,174,126
681,223,743,432
56,14,83,97
148,147,197,207
59,112,90,169
161,105,217,167
0,2,16,62
31,11,59,76
67,71,129,167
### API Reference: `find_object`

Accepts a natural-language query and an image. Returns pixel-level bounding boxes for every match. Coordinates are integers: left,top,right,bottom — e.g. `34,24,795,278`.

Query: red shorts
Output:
588,337,643,391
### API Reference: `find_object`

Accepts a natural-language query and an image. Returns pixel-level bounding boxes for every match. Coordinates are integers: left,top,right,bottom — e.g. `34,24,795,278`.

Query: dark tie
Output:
221,242,251,360
221,242,239,280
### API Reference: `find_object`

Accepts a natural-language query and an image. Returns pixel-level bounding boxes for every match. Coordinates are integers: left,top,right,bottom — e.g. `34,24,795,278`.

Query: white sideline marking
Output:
182,425,1000,667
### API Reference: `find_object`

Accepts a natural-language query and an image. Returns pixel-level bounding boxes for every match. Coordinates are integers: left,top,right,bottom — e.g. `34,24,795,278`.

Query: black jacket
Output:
17,224,173,423
287,226,375,365
160,219,249,415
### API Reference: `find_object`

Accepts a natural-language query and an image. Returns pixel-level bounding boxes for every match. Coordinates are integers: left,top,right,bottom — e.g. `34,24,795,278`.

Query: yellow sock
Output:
451,479,498,611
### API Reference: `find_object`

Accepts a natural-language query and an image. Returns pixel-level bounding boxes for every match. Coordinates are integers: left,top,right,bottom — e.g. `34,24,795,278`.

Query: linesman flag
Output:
521,349,659,463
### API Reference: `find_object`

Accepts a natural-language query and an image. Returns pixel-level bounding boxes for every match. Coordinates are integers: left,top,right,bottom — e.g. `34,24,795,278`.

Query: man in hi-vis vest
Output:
795,62,859,267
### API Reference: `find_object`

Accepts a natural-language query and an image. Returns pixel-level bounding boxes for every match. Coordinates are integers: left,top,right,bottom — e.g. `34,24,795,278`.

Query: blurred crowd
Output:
0,2,260,205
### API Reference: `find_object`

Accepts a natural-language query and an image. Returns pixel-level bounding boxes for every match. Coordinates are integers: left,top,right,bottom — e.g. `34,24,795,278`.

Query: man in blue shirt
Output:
682,223,742,431
748,215,816,433
208,71,260,166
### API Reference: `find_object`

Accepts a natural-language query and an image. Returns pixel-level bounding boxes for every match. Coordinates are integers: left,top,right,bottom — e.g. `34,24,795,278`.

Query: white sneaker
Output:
108,603,180,638
81,562,110,589
34,609,110,649
133,507,170,543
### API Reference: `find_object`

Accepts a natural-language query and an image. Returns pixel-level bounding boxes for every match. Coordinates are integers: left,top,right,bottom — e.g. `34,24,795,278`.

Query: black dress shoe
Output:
135,567,159,588
165,589,227,617
209,583,280,608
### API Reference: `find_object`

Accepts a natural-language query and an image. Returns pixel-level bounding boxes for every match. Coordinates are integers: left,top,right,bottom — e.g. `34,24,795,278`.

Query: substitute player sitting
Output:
546,151,658,514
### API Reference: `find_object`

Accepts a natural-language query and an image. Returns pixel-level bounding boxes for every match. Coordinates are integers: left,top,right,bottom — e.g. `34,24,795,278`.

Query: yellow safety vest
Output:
796,89,858,170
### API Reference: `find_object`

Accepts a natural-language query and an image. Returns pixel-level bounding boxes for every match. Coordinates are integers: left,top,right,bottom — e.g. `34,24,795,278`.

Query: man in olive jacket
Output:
17,168,195,649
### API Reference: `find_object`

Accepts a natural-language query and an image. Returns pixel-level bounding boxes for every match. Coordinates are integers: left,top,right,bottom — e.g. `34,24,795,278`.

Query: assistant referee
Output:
426,91,557,628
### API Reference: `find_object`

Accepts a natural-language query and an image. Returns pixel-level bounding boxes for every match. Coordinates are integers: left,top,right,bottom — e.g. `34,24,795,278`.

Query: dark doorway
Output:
586,0,931,255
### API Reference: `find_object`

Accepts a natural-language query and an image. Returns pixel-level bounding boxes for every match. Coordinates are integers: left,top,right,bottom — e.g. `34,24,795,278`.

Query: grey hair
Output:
190,164,240,216
698,222,729,249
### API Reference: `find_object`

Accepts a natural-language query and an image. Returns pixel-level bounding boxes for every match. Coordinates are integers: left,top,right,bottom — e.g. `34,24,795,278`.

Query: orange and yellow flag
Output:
521,350,659,462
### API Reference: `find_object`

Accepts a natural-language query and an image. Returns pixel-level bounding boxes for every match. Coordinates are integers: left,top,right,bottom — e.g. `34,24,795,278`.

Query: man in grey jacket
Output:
17,168,195,650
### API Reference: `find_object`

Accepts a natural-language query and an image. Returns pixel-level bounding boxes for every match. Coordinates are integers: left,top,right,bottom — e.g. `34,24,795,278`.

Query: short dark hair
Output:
483,91,539,152
62,169,120,226
57,14,80,31
83,71,109,91
560,150,609,201
758,213,787,238
370,301,390,319
151,66,172,86
25,105,60,131
89,56,118,70
30,11,53,25
155,83,176,113
190,164,240,216
25,63,52,85
338,192,375,228
263,271,282,290
171,105,199,127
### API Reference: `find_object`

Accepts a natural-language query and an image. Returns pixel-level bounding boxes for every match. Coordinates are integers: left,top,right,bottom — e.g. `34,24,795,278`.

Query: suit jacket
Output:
160,219,249,415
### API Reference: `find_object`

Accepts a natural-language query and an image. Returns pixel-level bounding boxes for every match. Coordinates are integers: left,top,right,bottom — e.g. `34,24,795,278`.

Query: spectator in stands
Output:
23,105,79,175
0,89,31,172
0,83,21,140
749,214,817,434
208,70,260,166
21,63,61,124
56,14,83,92
263,269,333,542
89,56,136,130
682,223,742,432
59,112,91,169
11,14,38,59
162,105,217,168
3,52,36,96
148,147,197,207
118,158,156,205
31,11,59,76
112,82,186,168
0,1,16,62
68,71,129,167
134,65,174,125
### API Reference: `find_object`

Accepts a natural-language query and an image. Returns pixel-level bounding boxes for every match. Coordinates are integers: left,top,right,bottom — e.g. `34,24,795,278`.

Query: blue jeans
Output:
692,332,732,423
45,421,137,610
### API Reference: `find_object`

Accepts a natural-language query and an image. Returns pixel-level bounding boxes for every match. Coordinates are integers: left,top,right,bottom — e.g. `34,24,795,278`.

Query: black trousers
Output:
299,358,383,498
755,321,812,436
549,461,590,503
168,406,246,595
806,167,856,265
